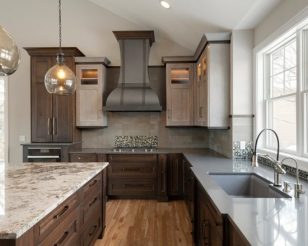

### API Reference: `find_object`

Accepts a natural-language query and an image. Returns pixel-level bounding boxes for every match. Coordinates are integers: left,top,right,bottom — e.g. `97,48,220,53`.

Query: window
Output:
259,19,308,159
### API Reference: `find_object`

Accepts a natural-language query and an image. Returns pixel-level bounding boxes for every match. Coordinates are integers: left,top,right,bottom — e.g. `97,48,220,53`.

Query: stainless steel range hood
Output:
105,31,162,112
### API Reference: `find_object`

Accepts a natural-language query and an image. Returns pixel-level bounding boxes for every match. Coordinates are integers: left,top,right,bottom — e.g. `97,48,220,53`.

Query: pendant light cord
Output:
58,0,62,53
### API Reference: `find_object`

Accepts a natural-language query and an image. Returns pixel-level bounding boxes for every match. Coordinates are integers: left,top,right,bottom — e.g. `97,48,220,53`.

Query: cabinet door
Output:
157,154,168,201
31,56,53,142
52,57,75,142
167,153,184,198
76,64,106,128
166,63,194,126
53,94,74,142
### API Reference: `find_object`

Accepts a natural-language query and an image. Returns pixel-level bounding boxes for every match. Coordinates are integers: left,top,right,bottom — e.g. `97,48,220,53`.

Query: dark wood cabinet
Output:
196,182,223,246
167,153,184,198
70,153,97,162
25,47,84,143
183,158,196,241
157,154,168,201
107,154,158,199
227,217,250,246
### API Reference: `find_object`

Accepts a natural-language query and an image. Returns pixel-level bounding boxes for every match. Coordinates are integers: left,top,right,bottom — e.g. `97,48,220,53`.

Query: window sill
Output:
258,148,308,172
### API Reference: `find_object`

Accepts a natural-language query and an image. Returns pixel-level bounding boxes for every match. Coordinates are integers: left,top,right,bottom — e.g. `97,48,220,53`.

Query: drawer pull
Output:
54,231,69,246
53,205,69,220
122,168,141,172
89,197,98,207
124,184,145,188
89,179,98,188
89,225,98,237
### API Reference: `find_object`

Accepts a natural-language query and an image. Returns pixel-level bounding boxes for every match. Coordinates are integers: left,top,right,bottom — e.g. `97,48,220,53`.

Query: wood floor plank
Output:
95,200,193,246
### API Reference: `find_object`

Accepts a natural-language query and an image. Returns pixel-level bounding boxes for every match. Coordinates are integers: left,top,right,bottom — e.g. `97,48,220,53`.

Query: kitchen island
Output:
0,161,108,245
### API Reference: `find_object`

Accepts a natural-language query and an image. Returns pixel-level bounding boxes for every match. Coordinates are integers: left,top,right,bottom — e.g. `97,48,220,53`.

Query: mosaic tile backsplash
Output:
258,155,308,182
233,141,253,160
115,136,158,148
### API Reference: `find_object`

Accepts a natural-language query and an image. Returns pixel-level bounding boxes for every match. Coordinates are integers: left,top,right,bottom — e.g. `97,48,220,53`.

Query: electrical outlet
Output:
19,135,26,143
240,141,246,150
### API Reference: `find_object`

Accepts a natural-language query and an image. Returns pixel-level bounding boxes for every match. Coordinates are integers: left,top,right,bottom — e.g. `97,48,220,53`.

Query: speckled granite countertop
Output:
0,162,108,239
184,152,308,246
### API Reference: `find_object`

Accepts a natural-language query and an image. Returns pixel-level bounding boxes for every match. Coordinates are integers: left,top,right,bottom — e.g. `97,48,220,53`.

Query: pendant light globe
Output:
44,0,76,95
0,25,20,76
44,53,76,95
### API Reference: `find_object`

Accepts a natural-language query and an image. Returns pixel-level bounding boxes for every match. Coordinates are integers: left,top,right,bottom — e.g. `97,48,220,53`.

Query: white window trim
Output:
254,6,308,170
0,76,9,164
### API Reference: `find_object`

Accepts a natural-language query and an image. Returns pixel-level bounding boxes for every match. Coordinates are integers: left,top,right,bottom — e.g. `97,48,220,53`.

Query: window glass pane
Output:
305,93,308,154
285,67,297,94
271,49,284,75
271,73,284,97
303,29,308,90
268,96,296,151
285,40,296,69
0,78,4,161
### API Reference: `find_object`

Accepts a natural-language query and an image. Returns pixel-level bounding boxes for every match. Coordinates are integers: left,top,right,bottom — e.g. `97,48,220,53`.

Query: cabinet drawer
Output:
70,153,97,162
82,173,102,200
39,207,80,246
36,193,79,241
83,191,102,225
108,154,157,163
82,212,102,246
108,162,156,178
108,179,156,197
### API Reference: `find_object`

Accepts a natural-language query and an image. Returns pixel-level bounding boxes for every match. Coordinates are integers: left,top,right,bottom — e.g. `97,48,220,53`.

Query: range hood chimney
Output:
105,31,162,111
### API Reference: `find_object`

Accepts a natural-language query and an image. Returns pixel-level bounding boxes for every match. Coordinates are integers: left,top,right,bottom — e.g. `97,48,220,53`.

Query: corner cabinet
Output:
166,63,194,126
25,47,84,143
195,43,230,128
75,57,109,128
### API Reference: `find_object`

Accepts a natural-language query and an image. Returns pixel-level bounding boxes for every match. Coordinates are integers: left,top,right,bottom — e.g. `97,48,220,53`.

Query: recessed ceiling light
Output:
160,0,170,9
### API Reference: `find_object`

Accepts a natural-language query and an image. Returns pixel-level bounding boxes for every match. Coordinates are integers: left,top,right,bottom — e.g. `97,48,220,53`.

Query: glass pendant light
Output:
0,25,20,76
44,0,76,95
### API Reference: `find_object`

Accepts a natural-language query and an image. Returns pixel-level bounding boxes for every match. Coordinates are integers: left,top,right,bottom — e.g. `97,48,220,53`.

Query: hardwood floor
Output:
95,200,193,246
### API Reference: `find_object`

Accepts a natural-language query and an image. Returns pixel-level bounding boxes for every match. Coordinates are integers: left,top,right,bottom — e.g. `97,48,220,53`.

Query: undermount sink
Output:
209,173,291,198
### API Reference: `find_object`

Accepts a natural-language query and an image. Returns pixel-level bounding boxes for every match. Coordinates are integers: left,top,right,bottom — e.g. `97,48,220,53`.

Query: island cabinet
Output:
0,170,106,246
25,47,84,143
196,182,223,246
166,63,194,126
107,154,158,199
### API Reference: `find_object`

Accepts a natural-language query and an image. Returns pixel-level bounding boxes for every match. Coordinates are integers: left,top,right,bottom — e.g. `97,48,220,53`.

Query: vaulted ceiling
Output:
89,0,281,52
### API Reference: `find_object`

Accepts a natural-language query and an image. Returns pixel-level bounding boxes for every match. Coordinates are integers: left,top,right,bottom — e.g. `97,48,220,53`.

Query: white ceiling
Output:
89,0,281,52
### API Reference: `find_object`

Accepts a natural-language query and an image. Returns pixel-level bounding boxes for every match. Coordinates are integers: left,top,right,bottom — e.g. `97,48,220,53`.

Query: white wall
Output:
0,0,191,164
254,0,308,46
231,30,253,115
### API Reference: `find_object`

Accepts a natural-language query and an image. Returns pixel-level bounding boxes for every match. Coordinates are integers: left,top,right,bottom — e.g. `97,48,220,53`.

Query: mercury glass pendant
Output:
0,25,20,76
44,0,76,95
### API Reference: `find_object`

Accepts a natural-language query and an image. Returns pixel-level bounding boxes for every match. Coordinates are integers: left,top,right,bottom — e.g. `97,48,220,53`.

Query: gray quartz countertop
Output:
0,162,108,239
184,152,308,246
69,147,210,154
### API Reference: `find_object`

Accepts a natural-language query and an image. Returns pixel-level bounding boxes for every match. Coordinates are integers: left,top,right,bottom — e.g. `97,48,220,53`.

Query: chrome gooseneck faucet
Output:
252,128,286,186
281,157,305,198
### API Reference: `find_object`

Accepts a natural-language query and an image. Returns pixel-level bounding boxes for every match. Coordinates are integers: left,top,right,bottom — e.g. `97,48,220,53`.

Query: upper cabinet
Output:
166,63,194,126
196,43,230,128
75,57,110,128
25,47,84,143
163,33,230,128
